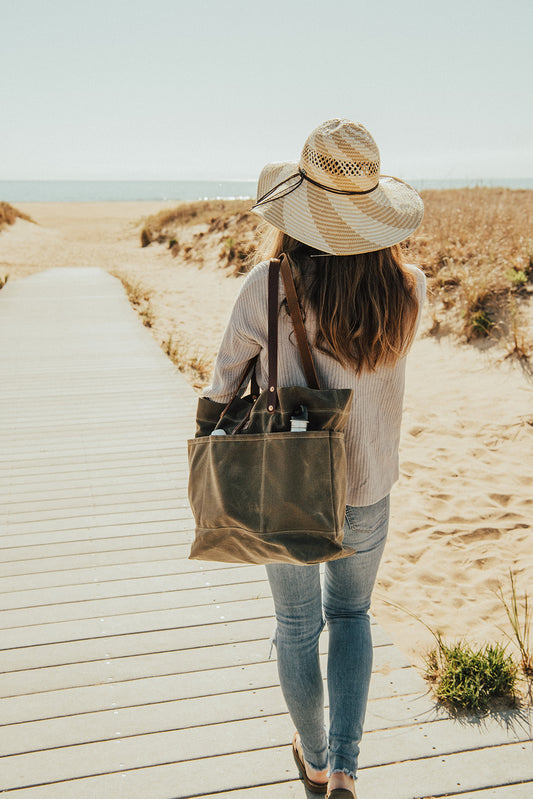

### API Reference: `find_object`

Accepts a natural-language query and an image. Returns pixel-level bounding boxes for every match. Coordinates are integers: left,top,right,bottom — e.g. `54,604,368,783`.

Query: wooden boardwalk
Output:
0,267,531,799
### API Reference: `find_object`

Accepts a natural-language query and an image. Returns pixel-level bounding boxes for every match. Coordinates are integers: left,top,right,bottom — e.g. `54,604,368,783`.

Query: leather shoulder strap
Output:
227,257,318,419
218,354,258,421
279,254,320,390
221,258,282,419
267,259,281,412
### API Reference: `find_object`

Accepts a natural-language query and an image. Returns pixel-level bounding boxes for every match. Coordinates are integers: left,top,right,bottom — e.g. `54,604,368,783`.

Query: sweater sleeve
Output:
202,263,269,403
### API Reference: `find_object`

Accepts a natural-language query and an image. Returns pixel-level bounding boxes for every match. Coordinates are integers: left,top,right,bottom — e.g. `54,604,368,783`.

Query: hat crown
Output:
300,119,380,193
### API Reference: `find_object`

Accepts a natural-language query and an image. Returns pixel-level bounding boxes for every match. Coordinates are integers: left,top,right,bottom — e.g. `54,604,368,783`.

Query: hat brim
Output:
252,161,424,255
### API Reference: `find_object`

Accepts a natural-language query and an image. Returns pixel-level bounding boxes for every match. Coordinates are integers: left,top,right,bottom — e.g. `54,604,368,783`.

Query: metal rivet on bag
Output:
269,386,275,392
268,405,274,411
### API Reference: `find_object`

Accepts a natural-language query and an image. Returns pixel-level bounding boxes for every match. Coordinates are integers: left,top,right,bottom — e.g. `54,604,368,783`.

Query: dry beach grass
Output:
0,201,34,231
139,188,533,371
408,188,533,354
1,193,532,696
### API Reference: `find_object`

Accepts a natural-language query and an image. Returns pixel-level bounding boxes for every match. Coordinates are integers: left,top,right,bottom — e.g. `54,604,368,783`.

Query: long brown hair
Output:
255,225,419,374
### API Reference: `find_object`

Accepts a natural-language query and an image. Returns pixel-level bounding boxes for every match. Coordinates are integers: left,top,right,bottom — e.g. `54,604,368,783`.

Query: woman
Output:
203,119,426,798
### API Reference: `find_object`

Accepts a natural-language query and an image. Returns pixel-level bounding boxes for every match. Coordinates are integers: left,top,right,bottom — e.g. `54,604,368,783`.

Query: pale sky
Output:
1,0,532,181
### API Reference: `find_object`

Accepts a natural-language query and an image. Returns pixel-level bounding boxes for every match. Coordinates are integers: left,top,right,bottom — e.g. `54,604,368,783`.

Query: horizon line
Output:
2,176,533,184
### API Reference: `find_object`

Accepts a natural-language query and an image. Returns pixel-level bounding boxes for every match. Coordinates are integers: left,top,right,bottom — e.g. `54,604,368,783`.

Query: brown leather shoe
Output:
291,733,328,794
326,790,355,799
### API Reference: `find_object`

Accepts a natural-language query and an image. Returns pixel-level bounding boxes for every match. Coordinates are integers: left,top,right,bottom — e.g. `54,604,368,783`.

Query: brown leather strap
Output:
250,367,260,399
219,258,279,419
267,259,281,412
219,354,258,421
279,254,320,390
221,255,318,421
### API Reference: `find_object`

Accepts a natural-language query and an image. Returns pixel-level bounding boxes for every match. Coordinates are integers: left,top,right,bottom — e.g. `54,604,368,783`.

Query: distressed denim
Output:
265,495,389,779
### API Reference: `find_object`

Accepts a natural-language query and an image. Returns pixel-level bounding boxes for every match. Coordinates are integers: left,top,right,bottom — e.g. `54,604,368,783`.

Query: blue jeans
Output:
265,495,389,779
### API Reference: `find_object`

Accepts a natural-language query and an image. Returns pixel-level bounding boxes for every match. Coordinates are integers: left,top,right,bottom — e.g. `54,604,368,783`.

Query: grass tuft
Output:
507,268,529,287
140,228,151,248
0,202,34,231
497,570,533,677
425,635,518,711
116,275,154,328
380,594,528,711
468,308,495,338
140,199,252,248
139,199,257,274
505,299,532,362
163,334,213,390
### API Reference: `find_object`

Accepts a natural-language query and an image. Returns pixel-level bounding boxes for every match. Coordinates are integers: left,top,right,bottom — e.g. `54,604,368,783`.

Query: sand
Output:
2,202,532,682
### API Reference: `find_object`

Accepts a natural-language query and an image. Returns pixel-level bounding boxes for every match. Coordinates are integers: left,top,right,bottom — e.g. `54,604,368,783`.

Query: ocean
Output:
1,178,532,203
0,180,257,203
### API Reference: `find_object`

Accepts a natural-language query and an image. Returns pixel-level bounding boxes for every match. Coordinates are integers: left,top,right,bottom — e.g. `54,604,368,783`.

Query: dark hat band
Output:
253,168,379,209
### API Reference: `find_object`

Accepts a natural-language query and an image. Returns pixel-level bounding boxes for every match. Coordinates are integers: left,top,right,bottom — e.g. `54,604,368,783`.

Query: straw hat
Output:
252,119,424,255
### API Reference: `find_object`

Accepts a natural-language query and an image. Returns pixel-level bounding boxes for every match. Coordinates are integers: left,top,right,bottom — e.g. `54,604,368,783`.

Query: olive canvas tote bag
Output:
187,256,354,565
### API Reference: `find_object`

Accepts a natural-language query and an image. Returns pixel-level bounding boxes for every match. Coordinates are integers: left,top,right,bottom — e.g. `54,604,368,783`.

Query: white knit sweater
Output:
203,260,426,507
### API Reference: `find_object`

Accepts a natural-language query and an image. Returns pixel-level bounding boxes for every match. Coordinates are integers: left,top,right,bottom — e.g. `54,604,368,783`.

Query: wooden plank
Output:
2,488,188,516
0,600,391,652
0,428,185,443
0,519,193,550
0,664,420,727
0,456,187,480
0,691,443,757
0,640,407,698
360,710,533,766
0,531,195,563
199,781,533,799
1,741,532,799
443,786,533,799
0,639,275,697
0,442,188,462
0,556,244,593
0,597,277,648
0,619,392,673
0,618,277,671
2,479,182,505
0,526,192,553
356,741,533,799
1,508,191,535
0,461,186,487
0,578,273,633
2,712,532,790
0,565,266,609
2,500,192,528
0,542,194,576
